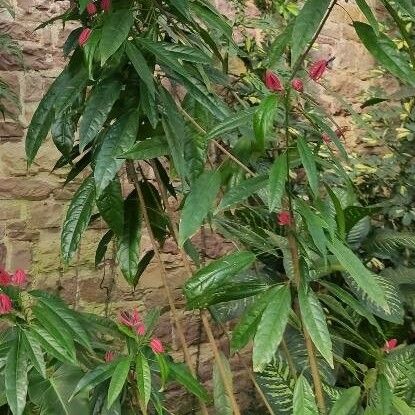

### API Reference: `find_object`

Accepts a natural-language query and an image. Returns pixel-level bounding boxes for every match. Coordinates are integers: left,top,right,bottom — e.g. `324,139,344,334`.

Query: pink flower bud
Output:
104,351,115,362
101,0,111,12
150,338,164,354
309,59,329,81
86,2,97,15
11,269,27,286
78,28,92,47
0,293,12,314
321,133,331,144
135,324,146,336
291,78,304,92
264,70,284,93
277,211,292,226
383,338,398,353
0,268,11,286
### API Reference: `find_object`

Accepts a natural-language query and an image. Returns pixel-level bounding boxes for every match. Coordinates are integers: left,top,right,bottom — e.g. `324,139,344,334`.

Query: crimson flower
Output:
119,309,146,335
309,59,329,81
104,351,115,362
0,269,11,286
101,0,111,12
78,28,92,47
383,338,398,353
11,269,27,286
86,2,97,15
291,78,304,92
264,70,284,92
150,338,164,354
0,294,12,314
277,211,292,226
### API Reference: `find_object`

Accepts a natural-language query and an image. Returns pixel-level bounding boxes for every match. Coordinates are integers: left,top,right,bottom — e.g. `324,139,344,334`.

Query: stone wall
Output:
0,0,383,412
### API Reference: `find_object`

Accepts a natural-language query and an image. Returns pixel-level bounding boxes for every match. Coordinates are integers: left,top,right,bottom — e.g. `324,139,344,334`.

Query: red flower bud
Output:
0,268,11,286
309,59,328,81
0,293,12,314
86,2,97,15
135,324,146,336
277,211,292,226
291,78,304,92
101,0,111,12
104,351,115,362
150,338,164,354
383,338,398,353
264,70,284,92
78,28,92,47
11,269,27,286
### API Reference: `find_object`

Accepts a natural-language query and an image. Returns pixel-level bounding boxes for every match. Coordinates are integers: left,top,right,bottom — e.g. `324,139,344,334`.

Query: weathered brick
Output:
0,177,54,200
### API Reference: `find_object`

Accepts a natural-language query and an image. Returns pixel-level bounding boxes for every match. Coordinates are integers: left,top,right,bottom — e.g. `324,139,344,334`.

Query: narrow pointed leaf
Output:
253,94,278,151
213,352,233,415
297,137,318,197
268,152,287,211
21,329,46,378
253,285,291,372
329,386,361,415
95,230,114,266
120,137,169,160
107,357,131,409
61,175,95,263
293,374,319,415
136,353,151,411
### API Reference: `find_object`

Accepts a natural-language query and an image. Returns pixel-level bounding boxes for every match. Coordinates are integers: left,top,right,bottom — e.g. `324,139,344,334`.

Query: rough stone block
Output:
0,176,54,200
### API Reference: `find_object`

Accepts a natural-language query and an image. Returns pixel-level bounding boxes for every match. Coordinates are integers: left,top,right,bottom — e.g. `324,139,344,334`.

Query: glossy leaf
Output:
21,329,46,378
79,78,122,152
5,332,28,415
268,152,287,211
184,251,256,309
51,110,76,158
96,177,124,236
291,0,331,65
178,170,221,246
213,352,233,415
120,137,169,160
136,353,151,412
101,8,134,64
94,109,140,196
327,236,388,311
217,175,267,211
131,250,155,288
355,0,379,34
329,386,361,415
297,137,318,197
107,357,131,409
253,285,291,372
168,362,209,401
298,283,333,368
293,374,319,415
253,94,278,151
61,175,95,263
95,230,114,266
116,191,142,286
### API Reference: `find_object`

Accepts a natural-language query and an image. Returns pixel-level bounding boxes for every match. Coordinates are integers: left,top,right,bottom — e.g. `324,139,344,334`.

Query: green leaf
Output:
96,177,124,236
213,352,233,415
136,353,151,412
298,284,333,368
116,191,142,286
217,175,267,211
78,0,88,12
61,175,95,263
291,0,331,65
168,362,209,401
70,363,117,400
79,78,122,152
353,22,415,86
131,250,155,288
205,107,256,140
329,386,361,415
178,170,221,246
364,231,415,256
125,42,155,99
297,137,318,197
253,285,291,372
29,364,89,415
26,65,87,165
392,396,415,415
184,251,256,309
94,109,140,196
101,8,134,65
231,287,279,352
21,329,46,378
268,23,293,66
51,110,76,158
253,94,279,151
95,230,114,266
107,357,131,409
327,236,388,311
293,374,319,415
394,0,415,19
120,137,170,160
355,0,379,34
268,152,287,211
5,332,28,415
344,205,380,234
